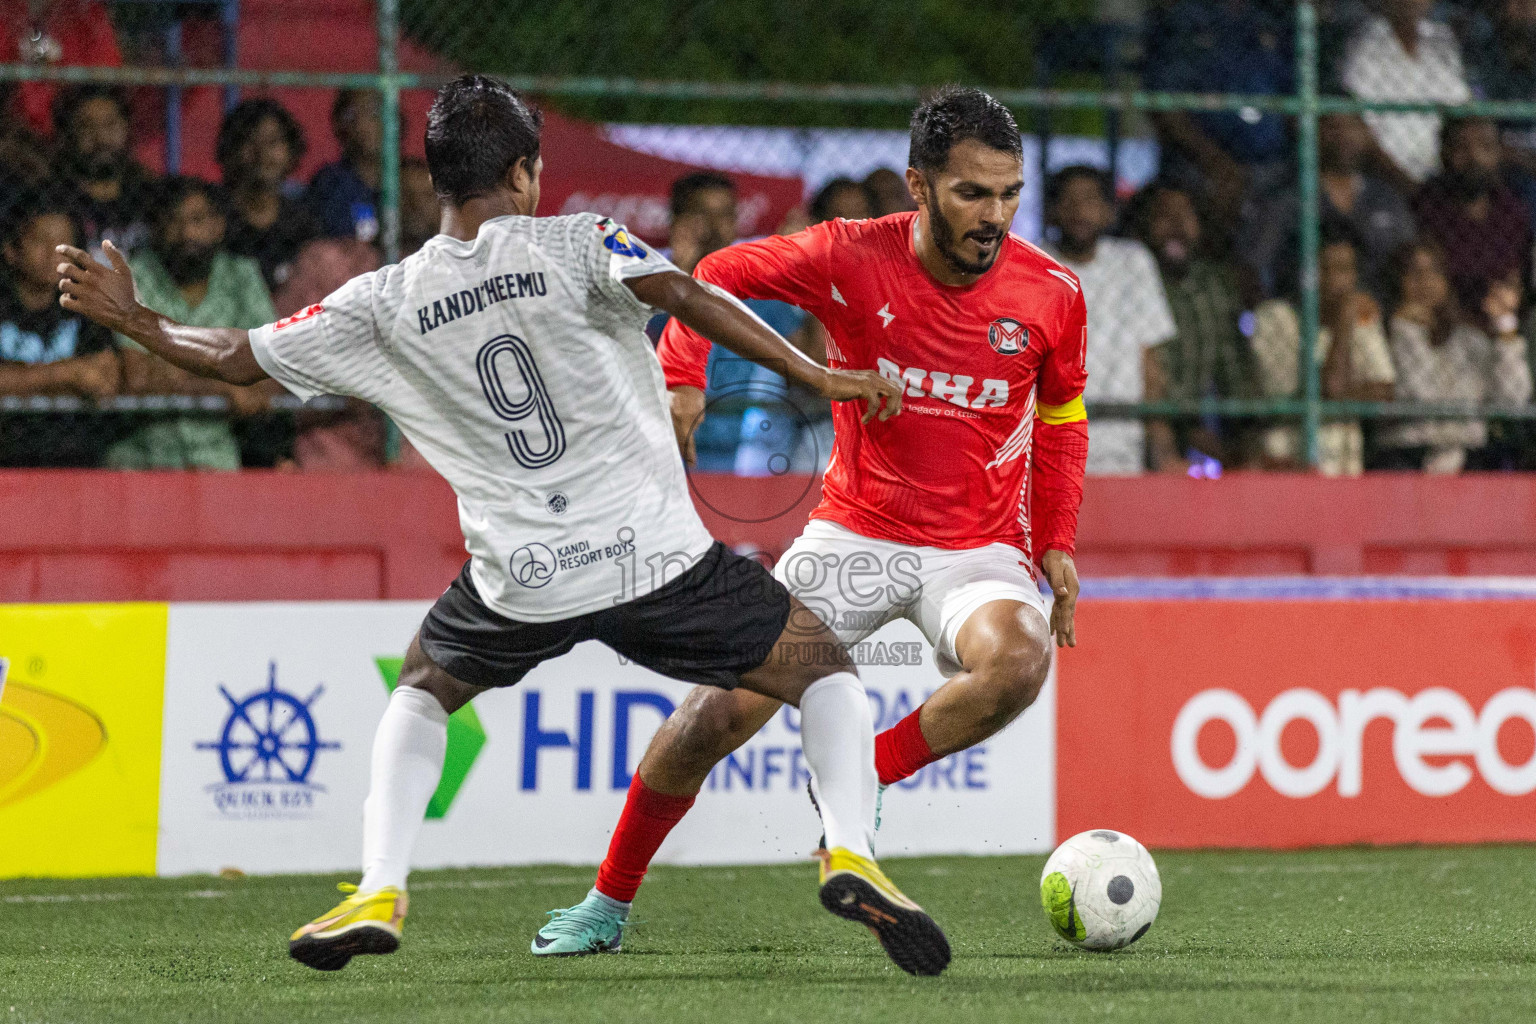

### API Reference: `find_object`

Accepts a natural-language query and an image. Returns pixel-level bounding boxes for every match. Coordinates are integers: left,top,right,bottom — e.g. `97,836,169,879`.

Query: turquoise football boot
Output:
531,890,628,956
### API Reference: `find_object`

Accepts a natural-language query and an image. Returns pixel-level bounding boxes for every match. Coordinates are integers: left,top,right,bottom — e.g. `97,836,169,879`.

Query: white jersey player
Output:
55,75,950,977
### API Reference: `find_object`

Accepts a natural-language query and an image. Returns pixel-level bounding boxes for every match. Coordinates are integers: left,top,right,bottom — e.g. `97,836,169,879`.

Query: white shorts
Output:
773,519,1049,677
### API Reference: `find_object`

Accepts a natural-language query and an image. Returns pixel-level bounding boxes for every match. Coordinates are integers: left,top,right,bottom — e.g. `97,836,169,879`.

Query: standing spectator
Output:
1143,0,1294,247
106,177,277,470
0,191,120,466
53,85,155,257
217,98,319,290
810,177,874,223
217,98,321,293
0,1,121,136
1412,117,1533,314
1250,228,1396,475
1375,241,1531,472
1341,0,1471,186
399,158,440,257
863,167,916,216
1129,180,1259,469
1044,165,1177,475
307,89,383,243
1245,113,1416,303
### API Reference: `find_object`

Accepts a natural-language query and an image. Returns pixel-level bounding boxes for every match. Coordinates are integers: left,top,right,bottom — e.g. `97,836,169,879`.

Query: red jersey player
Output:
533,87,1088,957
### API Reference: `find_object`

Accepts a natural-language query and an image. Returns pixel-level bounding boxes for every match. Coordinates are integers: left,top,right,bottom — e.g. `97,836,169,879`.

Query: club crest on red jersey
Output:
987,317,1027,355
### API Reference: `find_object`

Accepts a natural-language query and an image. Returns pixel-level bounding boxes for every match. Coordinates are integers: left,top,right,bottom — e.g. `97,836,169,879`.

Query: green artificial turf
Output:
2,846,1534,1023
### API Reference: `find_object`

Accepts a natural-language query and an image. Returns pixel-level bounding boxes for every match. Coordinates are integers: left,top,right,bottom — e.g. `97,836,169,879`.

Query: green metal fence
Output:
2,0,1534,472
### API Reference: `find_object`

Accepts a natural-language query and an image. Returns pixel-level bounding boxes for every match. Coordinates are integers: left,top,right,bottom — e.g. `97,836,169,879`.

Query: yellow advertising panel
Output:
0,604,167,878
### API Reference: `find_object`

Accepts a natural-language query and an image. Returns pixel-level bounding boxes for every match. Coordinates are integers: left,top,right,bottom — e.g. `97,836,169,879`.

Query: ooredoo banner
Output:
156,603,1055,877
1057,598,1536,848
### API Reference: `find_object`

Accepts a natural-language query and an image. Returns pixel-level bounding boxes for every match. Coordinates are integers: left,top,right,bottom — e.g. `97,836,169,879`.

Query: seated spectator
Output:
1413,117,1533,314
1341,0,1471,186
53,85,155,257
400,158,440,257
217,98,321,292
266,235,386,472
0,83,48,185
1250,228,1396,476
1128,180,1259,470
0,190,120,466
1374,241,1532,472
810,177,874,223
1143,0,1294,246
1245,113,1416,303
0,1,122,136
1044,165,1177,475
307,89,383,243
106,176,278,470
863,167,916,216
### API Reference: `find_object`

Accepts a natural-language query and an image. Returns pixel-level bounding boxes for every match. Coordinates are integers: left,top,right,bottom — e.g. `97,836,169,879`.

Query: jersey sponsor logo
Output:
877,303,895,328
195,661,341,819
602,227,648,259
272,303,324,331
987,317,1027,355
876,357,1009,409
417,272,549,334
510,543,558,588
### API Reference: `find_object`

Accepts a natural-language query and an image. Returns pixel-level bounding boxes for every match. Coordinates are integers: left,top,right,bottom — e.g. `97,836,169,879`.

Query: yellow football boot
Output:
816,847,951,976
289,883,406,971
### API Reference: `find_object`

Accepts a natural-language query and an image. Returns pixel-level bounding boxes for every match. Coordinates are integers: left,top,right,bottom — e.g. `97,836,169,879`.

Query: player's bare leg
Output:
289,636,486,971
541,597,950,975
904,599,1052,759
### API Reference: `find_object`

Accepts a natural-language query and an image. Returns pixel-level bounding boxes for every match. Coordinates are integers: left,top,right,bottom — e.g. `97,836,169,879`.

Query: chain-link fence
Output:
2,1,1534,474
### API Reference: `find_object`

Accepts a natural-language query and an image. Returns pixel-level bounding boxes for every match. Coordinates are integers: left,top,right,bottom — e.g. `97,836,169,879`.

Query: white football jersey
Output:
249,213,715,622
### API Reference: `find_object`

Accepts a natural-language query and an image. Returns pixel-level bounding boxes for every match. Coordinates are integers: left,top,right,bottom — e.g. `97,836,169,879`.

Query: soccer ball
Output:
1039,829,1161,951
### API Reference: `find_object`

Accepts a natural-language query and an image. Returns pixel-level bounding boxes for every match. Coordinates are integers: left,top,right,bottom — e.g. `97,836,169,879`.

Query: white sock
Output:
799,671,877,859
359,686,449,892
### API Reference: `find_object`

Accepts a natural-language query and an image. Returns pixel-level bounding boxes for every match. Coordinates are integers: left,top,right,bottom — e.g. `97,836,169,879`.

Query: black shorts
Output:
418,541,792,690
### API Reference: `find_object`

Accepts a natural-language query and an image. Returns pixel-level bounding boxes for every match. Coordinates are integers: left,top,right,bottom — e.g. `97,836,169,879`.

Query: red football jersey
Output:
659,212,1088,558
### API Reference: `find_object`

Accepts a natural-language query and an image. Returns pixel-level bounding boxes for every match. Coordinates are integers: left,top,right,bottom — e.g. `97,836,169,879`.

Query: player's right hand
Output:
818,368,903,423
669,385,706,467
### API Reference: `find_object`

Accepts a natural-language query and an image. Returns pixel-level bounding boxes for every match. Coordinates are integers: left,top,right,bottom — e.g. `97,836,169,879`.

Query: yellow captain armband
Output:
1036,394,1087,425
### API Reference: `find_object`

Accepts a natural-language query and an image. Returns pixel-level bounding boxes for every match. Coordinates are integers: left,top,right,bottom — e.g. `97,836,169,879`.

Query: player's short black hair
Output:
149,176,225,235
0,187,82,247
425,75,543,206
670,172,735,217
52,84,132,138
216,97,308,174
1045,165,1114,209
908,86,1021,174
809,177,873,222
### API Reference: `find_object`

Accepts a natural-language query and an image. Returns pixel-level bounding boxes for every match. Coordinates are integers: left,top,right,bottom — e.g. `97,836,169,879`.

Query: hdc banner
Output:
157,603,1055,877
1057,599,1536,848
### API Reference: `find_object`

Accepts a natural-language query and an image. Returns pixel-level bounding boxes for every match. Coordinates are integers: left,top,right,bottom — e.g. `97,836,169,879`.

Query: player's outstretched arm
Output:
56,241,267,386
627,270,902,424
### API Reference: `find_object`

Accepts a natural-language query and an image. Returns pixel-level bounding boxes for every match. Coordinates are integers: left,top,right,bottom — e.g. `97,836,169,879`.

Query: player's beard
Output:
929,199,1003,276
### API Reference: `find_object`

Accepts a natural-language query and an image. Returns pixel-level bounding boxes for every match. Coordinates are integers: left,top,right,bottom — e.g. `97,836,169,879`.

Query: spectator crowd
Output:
4,0,1536,476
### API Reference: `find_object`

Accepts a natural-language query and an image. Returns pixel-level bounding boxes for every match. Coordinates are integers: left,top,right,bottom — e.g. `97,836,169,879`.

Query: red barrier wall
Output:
3,471,1536,601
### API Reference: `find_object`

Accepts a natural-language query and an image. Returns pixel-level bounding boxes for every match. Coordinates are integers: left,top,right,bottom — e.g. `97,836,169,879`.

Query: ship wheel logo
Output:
197,661,340,787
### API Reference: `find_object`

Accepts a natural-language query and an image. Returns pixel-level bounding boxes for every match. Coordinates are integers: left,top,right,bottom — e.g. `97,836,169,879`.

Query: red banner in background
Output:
1057,600,1536,848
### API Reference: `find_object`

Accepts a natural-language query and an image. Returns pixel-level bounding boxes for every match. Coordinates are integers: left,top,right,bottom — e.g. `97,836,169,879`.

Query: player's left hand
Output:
1042,549,1078,648
57,240,139,333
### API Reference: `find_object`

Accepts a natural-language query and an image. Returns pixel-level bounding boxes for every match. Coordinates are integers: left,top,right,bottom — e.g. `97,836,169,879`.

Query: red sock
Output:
874,706,940,786
594,774,697,903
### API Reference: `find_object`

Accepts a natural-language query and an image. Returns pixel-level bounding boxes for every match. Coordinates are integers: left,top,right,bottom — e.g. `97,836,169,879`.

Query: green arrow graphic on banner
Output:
375,657,486,820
